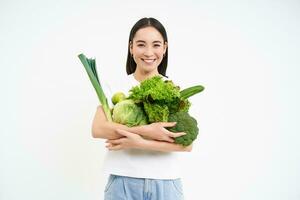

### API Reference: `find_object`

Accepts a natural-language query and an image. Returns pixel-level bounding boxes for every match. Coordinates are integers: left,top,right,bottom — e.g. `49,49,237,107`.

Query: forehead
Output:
133,26,164,42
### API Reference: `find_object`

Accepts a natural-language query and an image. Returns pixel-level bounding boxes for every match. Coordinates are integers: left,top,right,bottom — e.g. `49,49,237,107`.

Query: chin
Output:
138,65,157,72
143,68,158,74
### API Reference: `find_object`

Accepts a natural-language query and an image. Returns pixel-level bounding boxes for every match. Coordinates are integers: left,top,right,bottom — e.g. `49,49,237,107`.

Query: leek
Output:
78,53,112,122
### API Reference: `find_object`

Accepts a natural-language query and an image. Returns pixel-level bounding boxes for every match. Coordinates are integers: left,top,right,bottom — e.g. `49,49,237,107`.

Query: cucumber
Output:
180,85,204,99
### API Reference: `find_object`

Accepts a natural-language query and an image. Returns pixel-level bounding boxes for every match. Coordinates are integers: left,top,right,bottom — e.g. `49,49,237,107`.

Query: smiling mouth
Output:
141,58,156,64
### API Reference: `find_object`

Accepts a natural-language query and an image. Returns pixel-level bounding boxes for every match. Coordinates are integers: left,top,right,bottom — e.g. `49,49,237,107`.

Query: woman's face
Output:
130,26,167,74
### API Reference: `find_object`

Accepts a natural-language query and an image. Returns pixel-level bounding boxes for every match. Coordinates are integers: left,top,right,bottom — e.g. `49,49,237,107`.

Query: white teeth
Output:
142,59,155,63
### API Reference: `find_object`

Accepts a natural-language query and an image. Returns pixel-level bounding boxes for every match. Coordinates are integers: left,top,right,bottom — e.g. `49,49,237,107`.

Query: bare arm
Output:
92,106,185,142
142,140,192,152
105,129,193,152
91,106,131,139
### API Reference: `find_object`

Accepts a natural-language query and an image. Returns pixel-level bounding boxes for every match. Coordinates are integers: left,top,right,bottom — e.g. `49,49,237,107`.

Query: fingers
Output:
106,138,123,145
106,144,122,151
116,129,133,137
165,137,175,143
160,124,186,138
105,139,124,150
167,131,186,138
159,122,177,128
160,122,185,138
106,129,138,151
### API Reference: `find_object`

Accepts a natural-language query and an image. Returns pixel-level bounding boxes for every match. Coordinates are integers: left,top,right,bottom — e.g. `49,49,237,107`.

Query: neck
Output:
133,68,161,82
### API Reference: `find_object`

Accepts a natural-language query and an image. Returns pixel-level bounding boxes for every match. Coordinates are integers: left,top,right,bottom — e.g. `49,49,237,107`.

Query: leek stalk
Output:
78,53,112,122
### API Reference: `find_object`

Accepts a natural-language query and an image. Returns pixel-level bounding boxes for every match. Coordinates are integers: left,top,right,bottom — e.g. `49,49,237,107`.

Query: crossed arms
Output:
91,106,193,152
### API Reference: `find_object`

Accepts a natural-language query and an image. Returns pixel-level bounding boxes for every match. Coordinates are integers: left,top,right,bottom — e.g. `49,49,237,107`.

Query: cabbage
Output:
112,99,148,127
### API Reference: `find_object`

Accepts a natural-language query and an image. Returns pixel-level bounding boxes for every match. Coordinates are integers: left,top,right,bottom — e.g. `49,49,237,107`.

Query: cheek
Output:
133,48,144,57
155,48,165,56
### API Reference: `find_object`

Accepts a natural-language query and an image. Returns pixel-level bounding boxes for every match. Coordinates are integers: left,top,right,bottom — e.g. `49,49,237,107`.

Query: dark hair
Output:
126,17,168,77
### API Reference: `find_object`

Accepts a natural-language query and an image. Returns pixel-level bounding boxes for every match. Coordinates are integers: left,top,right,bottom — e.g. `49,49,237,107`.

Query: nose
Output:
143,47,154,57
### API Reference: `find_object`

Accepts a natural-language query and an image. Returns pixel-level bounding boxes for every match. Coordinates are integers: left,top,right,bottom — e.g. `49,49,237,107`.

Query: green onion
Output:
78,53,112,122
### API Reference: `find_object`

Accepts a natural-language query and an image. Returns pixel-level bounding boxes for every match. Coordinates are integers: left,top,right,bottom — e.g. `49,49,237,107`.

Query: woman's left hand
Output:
105,129,145,150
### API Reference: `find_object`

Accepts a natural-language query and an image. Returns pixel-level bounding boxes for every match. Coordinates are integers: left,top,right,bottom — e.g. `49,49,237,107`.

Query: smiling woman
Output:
129,26,168,81
129,26,167,80
91,17,188,200
126,18,169,80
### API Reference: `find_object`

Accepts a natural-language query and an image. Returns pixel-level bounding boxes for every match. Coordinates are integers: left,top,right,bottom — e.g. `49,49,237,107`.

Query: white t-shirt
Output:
101,74,182,179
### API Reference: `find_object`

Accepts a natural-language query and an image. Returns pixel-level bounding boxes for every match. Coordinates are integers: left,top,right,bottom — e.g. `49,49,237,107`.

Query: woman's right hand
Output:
135,122,186,143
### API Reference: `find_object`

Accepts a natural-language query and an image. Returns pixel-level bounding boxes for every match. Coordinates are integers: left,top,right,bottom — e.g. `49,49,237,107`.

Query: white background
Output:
1,0,300,200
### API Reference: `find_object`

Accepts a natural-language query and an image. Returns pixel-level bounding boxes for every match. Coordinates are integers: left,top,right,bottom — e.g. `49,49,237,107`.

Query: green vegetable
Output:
167,98,190,114
112,92,126,105
129,76,181,122
112,99,148,127
78,53,112,121
128,75,204,123
129,76,180,103
167,112,199,146
180,85,205,99
143,102,169,123
128,75,203,146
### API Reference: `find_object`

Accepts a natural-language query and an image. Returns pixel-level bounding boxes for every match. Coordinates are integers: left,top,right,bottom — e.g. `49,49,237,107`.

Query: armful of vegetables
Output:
126,76,204,146
109,76,204,146
78,53,205,147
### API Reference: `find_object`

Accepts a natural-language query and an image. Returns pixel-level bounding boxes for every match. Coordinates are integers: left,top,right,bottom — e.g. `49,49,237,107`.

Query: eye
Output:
137,44,145,47
154,44,161,47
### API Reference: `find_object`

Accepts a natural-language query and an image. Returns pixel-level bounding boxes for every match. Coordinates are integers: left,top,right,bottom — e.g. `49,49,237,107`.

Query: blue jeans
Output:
104,175,184,200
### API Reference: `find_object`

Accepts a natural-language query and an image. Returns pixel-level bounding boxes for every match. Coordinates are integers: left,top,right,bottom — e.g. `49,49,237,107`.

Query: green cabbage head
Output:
112,99,148,127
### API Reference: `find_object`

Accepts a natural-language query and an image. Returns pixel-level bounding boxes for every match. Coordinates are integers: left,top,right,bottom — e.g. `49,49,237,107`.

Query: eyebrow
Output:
135,40,162,44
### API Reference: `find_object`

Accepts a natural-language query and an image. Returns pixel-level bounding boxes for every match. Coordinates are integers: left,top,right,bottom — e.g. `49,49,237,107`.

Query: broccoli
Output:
167,112,199,146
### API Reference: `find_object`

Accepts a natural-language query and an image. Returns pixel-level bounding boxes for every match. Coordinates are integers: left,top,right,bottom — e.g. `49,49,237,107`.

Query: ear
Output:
129,41,133,55
163,41,168,54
